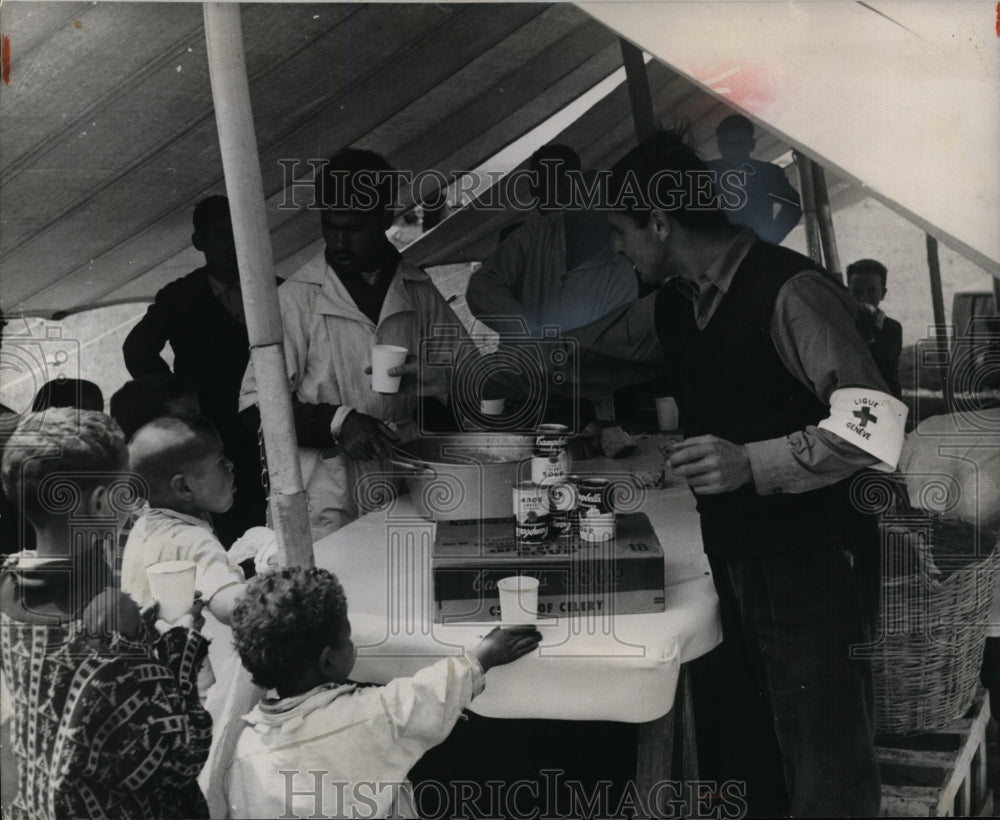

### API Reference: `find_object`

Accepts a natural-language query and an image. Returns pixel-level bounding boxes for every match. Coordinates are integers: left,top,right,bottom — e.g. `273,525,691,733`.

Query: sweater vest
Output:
655,241,867,556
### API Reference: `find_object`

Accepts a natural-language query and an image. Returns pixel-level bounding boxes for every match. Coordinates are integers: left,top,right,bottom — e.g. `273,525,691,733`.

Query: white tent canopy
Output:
1,1,997,319
582,0,1000,276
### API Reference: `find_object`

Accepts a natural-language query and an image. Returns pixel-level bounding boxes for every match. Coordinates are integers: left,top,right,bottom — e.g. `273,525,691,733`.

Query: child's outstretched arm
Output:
379,626,542,755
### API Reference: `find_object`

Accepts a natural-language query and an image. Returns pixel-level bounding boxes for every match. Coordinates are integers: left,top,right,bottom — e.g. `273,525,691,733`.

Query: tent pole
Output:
993,276,1000,315
793,151,822,266
619,40,656,143
925,233,948,340
203,2,313,569
811,162,842,282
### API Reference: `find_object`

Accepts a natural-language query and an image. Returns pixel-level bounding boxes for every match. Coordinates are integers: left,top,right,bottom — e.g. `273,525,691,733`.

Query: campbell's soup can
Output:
535,423,570,454
577,477,615,543
576,477,614,515
549,480,577,512
548,481,577,539
548,510,575,540
579,511,616,543
513,482,548,544
531,447,569,486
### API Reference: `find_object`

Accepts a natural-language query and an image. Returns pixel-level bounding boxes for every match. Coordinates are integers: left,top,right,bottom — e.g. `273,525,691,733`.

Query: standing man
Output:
605,131,906,817
466,144,640,454
847,258,904,398
239,148,471,539
706,114,802,245
123,196,268,547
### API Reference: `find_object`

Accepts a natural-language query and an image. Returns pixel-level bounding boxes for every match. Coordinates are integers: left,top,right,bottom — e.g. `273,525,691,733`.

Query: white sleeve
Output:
377,655,485,755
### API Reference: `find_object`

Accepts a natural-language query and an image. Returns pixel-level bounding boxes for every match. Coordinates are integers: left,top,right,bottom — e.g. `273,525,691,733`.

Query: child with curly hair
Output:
0,409,212,819
224,566,541,819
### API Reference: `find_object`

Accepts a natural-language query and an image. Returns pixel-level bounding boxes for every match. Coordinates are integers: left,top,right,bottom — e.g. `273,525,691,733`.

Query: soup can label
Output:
579,511,616,543
516,518,549,545
531,448,569,486
548,480,577,513
535,423,570,454
513,482,548,521
548,510,575,540
577,477,614,515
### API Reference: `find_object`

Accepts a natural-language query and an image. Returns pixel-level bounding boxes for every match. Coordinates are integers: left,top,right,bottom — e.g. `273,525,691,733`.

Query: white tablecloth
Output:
312,485,721,723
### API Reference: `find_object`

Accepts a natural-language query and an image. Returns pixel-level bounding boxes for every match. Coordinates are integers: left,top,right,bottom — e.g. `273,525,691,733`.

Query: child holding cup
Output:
225,566,541,819
121,415,251,625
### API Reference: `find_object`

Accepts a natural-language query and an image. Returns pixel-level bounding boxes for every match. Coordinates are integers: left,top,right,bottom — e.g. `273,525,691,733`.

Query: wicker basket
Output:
871,512,1000,735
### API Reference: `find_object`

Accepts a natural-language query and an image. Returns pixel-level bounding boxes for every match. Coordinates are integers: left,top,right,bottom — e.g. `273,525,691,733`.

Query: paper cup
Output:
655,396,679,432
147,560,196,622
480,398,506,416
497,576,539,624
371,345,409,394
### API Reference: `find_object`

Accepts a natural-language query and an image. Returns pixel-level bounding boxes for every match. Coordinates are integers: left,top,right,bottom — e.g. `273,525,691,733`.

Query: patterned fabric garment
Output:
0,556,212,820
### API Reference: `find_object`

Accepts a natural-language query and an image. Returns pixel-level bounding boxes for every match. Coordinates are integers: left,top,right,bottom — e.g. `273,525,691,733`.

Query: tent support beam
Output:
203,2,313,569
925,233,948,343
793,151,823,266
619,40,656,143
811,162,842,281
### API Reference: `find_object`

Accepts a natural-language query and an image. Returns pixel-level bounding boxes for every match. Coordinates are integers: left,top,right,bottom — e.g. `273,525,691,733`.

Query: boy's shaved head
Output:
128,416,221,498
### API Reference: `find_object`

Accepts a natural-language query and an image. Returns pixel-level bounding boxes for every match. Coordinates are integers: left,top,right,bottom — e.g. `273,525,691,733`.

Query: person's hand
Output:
190,592,206,633
151,592,206,634
668,435,752,494
471,626,542,672
855,302,878,343
228,525,277,564
364,355,450,397
339,411,400,461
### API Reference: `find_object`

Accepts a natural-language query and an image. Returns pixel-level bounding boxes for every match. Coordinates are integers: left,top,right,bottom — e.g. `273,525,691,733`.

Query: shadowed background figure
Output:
707,115,802,245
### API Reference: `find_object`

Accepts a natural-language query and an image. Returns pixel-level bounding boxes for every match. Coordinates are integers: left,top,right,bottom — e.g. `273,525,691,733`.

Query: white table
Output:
313,487,721,724
309,456,723,793
199,444,723,810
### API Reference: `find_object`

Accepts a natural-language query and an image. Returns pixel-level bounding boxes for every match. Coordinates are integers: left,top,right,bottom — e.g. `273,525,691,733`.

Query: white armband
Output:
817,387,908,470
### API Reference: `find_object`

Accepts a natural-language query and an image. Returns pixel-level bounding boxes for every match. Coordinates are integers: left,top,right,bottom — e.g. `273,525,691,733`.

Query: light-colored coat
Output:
225,656,484,819
240,253,470,538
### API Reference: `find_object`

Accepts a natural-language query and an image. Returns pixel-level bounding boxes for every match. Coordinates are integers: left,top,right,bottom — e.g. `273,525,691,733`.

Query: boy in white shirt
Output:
225,566,541,819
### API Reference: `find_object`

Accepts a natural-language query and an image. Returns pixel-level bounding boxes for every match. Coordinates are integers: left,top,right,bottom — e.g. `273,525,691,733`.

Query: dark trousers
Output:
706,536,881,818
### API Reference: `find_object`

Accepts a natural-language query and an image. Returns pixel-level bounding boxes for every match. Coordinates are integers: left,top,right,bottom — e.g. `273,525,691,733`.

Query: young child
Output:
0,409,211,819
224,566,542,819
121,415,245,623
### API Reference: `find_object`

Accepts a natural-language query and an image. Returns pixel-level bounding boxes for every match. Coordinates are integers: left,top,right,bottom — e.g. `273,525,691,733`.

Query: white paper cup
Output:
655,396,679,432
371,345,409,393
480,398,506,416
497,575,539,624
147,560,196,622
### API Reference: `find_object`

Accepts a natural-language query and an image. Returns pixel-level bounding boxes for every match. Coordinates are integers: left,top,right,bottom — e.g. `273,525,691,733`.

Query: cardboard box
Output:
432,512,665,622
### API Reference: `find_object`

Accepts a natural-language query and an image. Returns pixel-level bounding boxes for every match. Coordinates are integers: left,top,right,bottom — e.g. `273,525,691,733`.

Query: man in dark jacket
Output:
603,131,908,817
847,258,904,398
123,196,270,546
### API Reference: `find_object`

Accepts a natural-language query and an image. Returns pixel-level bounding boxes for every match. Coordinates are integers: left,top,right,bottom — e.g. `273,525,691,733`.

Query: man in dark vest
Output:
604,132,908,817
